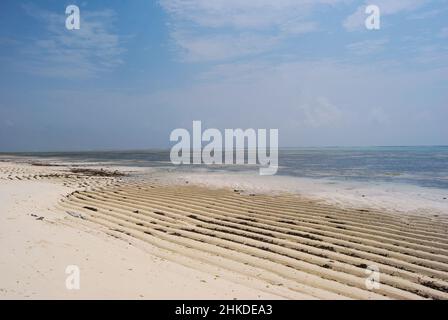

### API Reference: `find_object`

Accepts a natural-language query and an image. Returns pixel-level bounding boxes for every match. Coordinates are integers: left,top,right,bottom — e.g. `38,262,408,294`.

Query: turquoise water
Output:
2,146,448,189
279,146,448,189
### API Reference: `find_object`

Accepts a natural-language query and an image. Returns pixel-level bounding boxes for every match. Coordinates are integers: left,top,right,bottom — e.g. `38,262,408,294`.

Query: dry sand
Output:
1,160,448,299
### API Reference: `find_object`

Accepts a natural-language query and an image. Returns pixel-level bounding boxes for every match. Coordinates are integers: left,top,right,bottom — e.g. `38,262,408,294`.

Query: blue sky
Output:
0,0,447,151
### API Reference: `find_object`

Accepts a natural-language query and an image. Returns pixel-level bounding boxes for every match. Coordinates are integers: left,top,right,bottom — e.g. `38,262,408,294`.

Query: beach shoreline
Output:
0,161,287,299
1,160,448,299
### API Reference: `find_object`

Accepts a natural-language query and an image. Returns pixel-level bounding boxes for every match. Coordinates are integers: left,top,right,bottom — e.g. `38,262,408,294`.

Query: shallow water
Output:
3,146,448,190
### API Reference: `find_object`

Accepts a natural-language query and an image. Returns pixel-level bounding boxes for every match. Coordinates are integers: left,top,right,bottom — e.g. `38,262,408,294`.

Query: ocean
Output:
3,146,448,190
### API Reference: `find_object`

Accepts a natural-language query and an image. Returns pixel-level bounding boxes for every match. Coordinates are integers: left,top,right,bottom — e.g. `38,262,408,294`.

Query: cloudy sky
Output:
0,0,447,151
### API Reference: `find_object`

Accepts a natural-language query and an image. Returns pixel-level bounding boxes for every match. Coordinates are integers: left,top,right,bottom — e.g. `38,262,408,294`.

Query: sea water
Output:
4,146,448,190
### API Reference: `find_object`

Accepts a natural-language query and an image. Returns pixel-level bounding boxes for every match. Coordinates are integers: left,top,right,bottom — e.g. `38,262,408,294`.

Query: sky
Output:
0,0,447,151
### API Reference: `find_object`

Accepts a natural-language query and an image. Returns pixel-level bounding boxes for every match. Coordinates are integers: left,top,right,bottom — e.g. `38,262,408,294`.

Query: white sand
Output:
1,161,448,300
0,164,284,299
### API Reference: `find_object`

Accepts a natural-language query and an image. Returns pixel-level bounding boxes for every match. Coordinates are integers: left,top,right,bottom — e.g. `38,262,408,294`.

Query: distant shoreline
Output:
1,149,448,212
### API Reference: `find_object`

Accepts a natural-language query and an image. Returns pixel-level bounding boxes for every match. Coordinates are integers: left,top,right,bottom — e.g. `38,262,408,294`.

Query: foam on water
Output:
2,146,448,214
169,170,448,214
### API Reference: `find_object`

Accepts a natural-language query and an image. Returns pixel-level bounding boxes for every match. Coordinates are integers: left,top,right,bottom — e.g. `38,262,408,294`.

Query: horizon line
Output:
1,145,448,154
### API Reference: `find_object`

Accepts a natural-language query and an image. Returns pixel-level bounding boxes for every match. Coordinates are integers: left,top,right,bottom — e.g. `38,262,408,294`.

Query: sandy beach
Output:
1,160,448,300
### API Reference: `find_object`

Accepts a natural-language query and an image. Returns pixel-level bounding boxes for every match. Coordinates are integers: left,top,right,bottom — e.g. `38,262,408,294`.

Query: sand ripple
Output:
57,182,448,300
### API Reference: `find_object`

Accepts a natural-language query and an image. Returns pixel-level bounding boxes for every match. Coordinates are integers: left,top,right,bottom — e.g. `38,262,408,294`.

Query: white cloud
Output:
143,58,441,139
301,97,344,128
160,0,328,30
279,20,318,35
343,0,429,31
13,56,446,148
171,31,279,62
160,0,346,62
346,39,388,55
407,7,446,20
373,0,428,15
19,4,126,78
